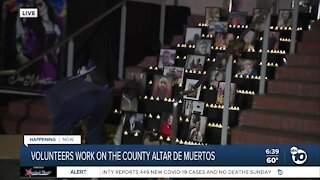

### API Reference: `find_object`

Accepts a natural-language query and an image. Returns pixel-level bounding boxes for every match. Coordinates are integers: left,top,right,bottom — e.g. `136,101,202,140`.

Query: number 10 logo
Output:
290,146,308,165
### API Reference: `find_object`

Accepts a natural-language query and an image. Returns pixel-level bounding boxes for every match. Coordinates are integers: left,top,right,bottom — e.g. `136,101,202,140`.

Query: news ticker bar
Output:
20,144,320,166
55,166,319,178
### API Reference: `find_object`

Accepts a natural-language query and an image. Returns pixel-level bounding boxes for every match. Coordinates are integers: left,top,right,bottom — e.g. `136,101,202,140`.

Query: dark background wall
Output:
66,0,121,84
0,0,190,105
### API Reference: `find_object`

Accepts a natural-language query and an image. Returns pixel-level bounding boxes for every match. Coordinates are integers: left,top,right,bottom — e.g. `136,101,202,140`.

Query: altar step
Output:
231,21,320,144
231,126,320,144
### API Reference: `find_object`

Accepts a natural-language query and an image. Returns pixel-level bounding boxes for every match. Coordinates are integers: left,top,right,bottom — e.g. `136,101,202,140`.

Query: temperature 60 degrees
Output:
266,157,279,164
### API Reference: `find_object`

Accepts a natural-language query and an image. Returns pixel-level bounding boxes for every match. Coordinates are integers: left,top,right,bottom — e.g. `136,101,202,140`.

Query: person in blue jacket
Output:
45,65,113,144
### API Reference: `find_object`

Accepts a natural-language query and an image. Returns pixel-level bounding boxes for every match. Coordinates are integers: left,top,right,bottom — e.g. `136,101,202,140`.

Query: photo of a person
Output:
185,55,206,71
205,7,221,24
214,33,235,48
188,114,207,142
216,53,227,70
268,31,280,50
183,100,193,117
160,113,173,138
233,43,244,60
163,66,184,85
214,33,225,47
184,79,201,100
252,8,265,22
185,27,202,45
243,30,256,51
228,11,247,26
158,49,176,69
121,88,139,112
224,33,235,47
208,21,228,36
195,39,211,56
13,0,65,91
125,113,144,134
236,59,257,76
209,70,225,89
152,75,172,100
125,72,146,96
252,8,266,32
216,82,236,106
191,101,205,115
277,10,292,27
183,100,205,117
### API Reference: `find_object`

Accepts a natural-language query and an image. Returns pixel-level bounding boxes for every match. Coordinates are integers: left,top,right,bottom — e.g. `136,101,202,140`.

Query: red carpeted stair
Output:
231,21,320,144
2,98,53,134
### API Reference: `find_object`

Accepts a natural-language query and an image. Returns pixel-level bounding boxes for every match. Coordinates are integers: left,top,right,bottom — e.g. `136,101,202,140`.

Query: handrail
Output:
0,0,127,76
171,0,278,144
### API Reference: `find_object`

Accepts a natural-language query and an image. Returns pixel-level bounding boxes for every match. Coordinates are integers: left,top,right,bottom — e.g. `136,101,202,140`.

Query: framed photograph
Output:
185,27,202,45
191,101,205,115
125,72,146,96
123,113,145,134
143,132,160,145
214,33,235,48
243,30,256,51
268,31,280,50
205,7,221,24
184,79,202,100
233,43,244,60
228,11,247,26
183,100,193,117
160,113,173,138
158,49,176,69
209,70,225,89
208,21,228,35
120,88,139,112
216,82,237,106
252,8,266,32
236,59,258,76
188,114,207,143
152,75,172,100
163,66,185,85
215,53,227,71
183,100,205,117
185,55,206,71
277,9,292,27
252,8,266,22
194,39,212,56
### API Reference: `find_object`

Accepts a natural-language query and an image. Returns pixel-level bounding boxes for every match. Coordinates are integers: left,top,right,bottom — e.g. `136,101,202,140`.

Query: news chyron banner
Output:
21,135,320,179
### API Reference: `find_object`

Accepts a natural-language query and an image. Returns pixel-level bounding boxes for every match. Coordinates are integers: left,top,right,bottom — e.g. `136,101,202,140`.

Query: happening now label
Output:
23,135,81,147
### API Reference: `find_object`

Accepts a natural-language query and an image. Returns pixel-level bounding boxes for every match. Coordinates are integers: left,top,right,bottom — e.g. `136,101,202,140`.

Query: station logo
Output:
290,146,308,165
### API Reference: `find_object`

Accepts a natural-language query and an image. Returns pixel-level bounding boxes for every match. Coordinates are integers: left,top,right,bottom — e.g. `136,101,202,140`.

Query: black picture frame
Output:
125,71,147,96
